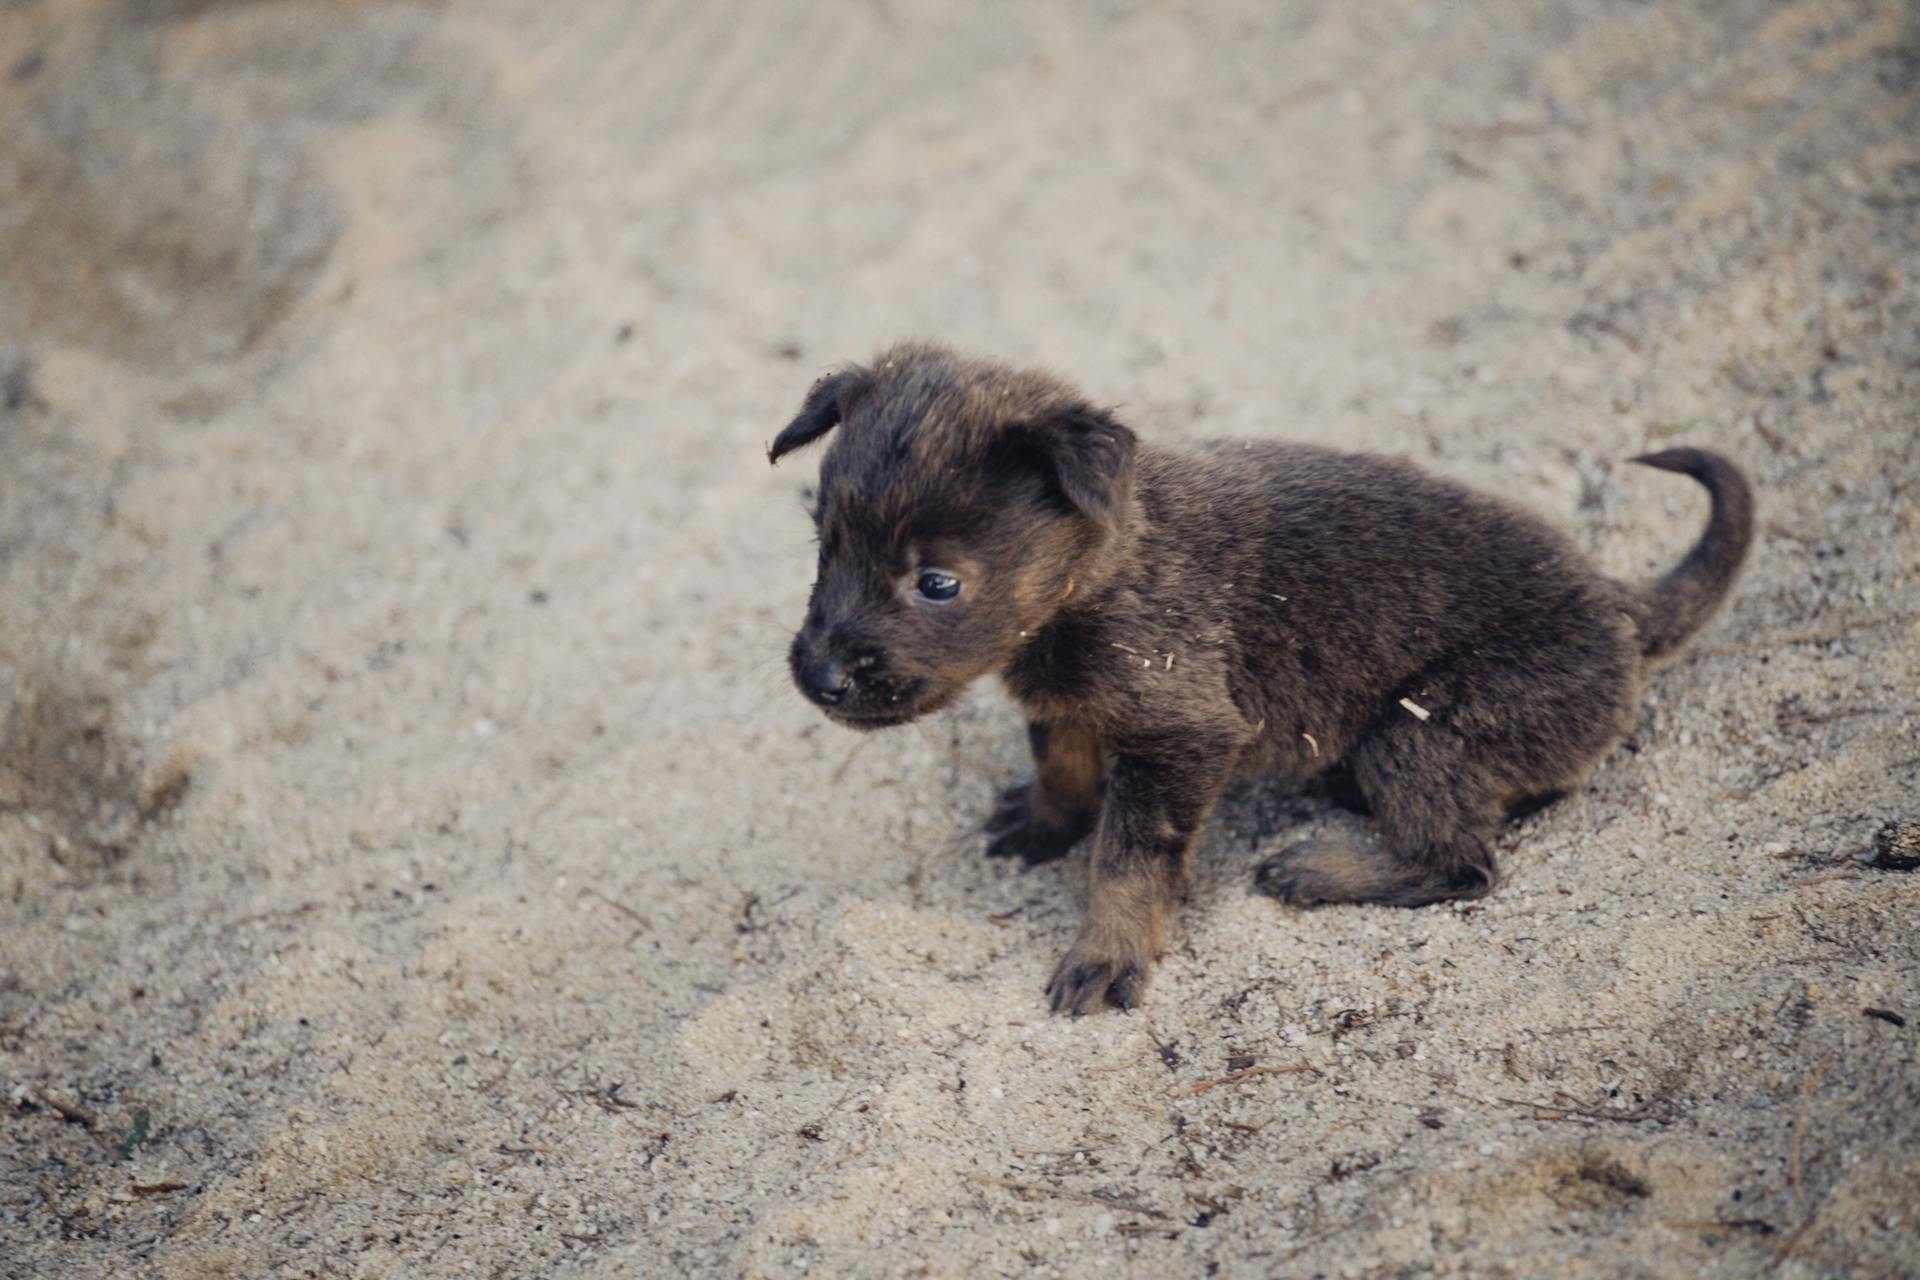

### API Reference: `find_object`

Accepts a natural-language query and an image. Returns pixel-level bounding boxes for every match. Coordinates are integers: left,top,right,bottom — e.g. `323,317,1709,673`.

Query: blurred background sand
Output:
1,1,1916,1275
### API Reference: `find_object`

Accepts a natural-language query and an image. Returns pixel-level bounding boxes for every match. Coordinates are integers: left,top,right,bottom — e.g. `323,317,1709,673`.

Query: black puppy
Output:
770,343,1752,1014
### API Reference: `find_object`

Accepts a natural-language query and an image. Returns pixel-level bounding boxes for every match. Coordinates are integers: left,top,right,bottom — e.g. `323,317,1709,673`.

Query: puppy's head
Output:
769,342,1134,730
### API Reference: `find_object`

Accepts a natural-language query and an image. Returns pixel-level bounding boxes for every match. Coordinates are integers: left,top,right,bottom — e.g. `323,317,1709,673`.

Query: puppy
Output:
770,342,1752,1014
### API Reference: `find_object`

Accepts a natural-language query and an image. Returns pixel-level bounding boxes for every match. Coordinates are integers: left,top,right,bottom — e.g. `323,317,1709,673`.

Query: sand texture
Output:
2,1,1917,1275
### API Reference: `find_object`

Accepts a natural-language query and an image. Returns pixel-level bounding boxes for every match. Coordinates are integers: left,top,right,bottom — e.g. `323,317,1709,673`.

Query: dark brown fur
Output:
770,342,1753,1015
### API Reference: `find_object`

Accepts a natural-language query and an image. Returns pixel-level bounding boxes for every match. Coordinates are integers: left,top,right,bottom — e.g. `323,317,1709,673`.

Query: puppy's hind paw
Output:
1255,838,1492,908
1253,838,1390,907
983,784,1088,866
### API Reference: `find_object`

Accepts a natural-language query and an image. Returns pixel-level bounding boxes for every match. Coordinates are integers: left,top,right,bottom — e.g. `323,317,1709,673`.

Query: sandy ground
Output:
2,0,1917,1275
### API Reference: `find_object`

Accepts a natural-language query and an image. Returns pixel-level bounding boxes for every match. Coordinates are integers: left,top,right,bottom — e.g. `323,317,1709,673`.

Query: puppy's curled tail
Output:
1629,448,1754,661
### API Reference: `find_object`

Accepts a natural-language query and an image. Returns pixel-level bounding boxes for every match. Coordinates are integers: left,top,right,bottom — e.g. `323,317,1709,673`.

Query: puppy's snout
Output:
793,627,881,708
799,652,854,704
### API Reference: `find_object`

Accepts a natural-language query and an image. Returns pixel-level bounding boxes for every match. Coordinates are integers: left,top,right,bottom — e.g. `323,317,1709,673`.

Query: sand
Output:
2,0,1916,1275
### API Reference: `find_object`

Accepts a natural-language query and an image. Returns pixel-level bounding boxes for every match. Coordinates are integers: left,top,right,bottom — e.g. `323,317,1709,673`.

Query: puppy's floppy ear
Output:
768,367,872,465
1020,404,1137,527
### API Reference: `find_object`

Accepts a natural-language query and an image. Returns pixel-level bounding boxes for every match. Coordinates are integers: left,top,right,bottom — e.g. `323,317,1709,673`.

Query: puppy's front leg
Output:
1046,740,1236,1014
985,720,1101,865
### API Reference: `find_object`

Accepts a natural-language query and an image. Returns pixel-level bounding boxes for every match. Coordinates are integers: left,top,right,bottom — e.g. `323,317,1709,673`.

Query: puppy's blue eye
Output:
915,570,961,603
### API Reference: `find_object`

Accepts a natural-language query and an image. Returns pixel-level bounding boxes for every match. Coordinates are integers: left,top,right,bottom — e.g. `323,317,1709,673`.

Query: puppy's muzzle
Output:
797,652,853,705
792,632,881,709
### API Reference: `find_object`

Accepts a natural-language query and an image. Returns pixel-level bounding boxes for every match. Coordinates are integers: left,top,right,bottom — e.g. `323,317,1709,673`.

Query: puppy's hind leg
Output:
1503,789,1567,823
1259,610,1637,908
1253,826,1498,907
1255,720,1501,908
1259,598,1635,909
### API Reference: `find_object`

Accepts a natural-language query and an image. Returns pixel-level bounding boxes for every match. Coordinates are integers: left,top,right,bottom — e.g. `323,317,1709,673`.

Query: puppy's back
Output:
1141,440,1617,635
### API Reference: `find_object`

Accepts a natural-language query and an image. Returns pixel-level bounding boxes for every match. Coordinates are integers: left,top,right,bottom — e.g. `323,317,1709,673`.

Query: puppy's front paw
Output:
984,784,1090,866
1045,935,1149,1015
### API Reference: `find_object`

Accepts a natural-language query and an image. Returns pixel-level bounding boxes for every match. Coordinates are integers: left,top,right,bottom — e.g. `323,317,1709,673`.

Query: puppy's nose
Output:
800,654,853,704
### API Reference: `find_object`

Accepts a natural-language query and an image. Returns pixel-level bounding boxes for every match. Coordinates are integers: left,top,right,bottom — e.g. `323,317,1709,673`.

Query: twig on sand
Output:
1791,1055,1830,1199
830,737,869,784
1493,1093,1666,1124
810,1143,869,1175
1771,1216,1820,1269
32,1090,97,1128
1686,611,1919,659
1663,1218,1775,1236
226,901,323,931
1181,1064,1321,1095
970,1174,1172,1221
580,889,650,933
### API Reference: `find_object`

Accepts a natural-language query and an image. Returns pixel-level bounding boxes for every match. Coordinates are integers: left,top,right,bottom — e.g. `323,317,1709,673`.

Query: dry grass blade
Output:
1182,1064,1321,1095
32,1090,97,1128
1791,1054,1830,1199
970,1174,1172,1221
